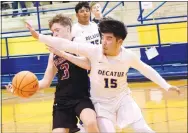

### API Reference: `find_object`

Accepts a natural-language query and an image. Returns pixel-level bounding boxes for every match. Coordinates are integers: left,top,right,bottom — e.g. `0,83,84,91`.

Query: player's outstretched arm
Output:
130,53,181,95
47,46,91,70
26,22,95,59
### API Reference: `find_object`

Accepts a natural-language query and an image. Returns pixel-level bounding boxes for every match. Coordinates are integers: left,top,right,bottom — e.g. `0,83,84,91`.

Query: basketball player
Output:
90,2,103,24
72,2,101,45
72,2,101,129
6,14,99,133
26,17,181,133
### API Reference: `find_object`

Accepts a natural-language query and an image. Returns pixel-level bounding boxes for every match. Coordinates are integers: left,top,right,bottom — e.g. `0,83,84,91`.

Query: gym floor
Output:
2,79,187,133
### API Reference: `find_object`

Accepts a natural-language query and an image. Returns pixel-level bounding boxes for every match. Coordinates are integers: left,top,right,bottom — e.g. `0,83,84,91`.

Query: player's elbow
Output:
84,65,91,70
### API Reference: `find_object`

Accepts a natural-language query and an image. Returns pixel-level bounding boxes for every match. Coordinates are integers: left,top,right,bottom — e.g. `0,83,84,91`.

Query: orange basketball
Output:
12,71,39,98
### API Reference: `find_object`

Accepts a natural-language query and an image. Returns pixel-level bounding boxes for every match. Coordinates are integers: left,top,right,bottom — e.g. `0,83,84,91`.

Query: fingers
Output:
5,85,8,90
25,22,33,31
46,46,53,52
5,83,13,93
171,86,183,96
174,87,181,96
46,45,58,52
176,89,180,95
25,21,39,39
25,21,32,29
177,89,183,96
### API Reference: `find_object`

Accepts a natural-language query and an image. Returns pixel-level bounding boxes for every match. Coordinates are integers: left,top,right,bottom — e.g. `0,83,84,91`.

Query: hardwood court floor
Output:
2,79,187,133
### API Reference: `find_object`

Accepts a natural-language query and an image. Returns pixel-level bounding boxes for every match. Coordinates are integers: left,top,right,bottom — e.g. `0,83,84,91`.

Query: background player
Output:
72,2,101,45
72,2,101,130
90,2,103,24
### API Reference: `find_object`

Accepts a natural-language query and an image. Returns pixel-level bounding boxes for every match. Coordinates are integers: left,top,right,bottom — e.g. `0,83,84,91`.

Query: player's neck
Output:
107,48,121,56
78,21,89,25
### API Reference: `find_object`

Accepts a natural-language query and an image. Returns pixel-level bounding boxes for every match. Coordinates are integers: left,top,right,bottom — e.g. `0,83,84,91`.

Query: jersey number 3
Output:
60,63,70,80
104,78,117,88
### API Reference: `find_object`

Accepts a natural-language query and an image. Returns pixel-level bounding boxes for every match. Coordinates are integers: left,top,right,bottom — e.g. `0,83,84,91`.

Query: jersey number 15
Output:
104,78,117,88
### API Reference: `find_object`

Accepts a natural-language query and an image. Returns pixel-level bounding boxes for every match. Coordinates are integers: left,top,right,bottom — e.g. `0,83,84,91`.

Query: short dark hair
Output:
49,14,72,31
75,2,90,13
98,17,128,40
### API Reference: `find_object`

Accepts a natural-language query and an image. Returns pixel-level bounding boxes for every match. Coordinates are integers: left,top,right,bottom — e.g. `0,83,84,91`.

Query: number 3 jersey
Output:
72,22,101,45
53,54,90,103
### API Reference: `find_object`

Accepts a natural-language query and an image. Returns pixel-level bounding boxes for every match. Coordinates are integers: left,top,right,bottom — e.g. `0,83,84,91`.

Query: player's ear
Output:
76,13,78,18
117,39,123,46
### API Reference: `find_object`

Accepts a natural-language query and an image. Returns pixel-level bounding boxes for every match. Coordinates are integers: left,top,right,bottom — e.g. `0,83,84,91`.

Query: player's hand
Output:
5,83,13,93
47,45,64,57
25,21,39,39
168,85,182,95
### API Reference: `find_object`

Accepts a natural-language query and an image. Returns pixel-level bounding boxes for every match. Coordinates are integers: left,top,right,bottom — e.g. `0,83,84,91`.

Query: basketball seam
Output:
17,72,29,97
20,89,25,98
20,79,38,91
20,76,38,98
17,72,29,89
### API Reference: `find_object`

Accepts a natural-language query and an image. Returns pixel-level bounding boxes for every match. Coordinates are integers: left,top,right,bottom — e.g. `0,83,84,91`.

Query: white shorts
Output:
92,91,143,128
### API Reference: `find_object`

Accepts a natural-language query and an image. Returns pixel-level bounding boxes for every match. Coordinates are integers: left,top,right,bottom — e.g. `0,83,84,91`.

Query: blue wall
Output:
1,43,187,87
140,43,187,65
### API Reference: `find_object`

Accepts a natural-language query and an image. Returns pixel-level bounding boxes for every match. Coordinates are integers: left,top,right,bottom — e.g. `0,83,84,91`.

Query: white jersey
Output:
39,35,171,101
39,35,171,127
72,22,101,45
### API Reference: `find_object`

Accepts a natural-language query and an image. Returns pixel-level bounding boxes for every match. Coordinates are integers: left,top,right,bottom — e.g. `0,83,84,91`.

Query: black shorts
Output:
52,97,95,130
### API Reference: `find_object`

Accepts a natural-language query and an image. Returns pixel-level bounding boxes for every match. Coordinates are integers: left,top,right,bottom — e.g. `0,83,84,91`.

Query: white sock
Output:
130,118,155,133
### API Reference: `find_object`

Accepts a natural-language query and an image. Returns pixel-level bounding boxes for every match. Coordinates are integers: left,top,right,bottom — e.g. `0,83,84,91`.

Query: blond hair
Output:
49,14,72,31
90,2,98,9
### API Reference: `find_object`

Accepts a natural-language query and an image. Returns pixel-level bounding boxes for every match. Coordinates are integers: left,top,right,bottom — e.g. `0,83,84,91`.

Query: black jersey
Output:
53,53,90,107
92,18,100,24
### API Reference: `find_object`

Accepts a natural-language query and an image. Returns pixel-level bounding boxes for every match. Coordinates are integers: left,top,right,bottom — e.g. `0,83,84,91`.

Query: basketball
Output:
12,71,39,98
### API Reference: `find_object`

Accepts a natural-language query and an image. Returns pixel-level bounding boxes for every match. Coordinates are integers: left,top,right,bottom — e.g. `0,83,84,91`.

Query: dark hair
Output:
75,2,90,13
98,17,128,40
49,14,72,31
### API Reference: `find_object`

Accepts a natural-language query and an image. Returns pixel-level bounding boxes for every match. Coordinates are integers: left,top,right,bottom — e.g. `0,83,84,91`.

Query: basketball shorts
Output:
92,92,143,129
52,97,95,130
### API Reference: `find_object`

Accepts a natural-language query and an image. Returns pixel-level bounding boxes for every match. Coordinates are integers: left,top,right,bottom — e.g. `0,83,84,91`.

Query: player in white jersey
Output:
26,17,181,133
72,2,101,45
72,2,101,131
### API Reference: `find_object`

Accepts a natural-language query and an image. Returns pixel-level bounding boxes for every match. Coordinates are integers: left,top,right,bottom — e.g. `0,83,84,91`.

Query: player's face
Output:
51,23,70,39
101,33,122,56
91,3,102,16
76,7,90,25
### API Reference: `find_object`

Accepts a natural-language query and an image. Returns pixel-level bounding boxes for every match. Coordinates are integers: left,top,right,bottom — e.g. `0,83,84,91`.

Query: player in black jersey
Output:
7,14,99,133
44,14,99,133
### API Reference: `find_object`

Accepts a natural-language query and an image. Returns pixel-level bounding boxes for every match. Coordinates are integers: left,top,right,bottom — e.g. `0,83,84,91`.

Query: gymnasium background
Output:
1,1,187,133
